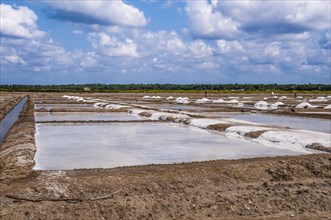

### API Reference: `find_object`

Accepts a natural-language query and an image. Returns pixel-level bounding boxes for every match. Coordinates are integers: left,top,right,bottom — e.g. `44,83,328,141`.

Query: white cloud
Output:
46,1,147,27
80,52,99,68
185,1,239,39
88,32,139,57
0,4,46,39
186,0,330,39
4,54,25,65
216,40,245,54
188,40,213,58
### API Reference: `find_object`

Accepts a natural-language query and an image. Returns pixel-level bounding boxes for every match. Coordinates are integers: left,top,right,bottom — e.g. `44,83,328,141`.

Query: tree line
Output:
0,83,330,92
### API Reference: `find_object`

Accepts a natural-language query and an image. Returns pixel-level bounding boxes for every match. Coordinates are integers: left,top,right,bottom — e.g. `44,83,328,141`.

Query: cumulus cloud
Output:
46,1,147,27
186,0,330,39
0,3,46,39
88,32,139,57
3,54,26,65
185,1,239,39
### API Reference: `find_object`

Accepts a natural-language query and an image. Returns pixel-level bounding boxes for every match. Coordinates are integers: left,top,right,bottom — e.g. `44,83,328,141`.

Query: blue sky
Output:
0,0,330,84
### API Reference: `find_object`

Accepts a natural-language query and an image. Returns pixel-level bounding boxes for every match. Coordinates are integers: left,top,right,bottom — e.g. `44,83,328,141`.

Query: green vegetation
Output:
0,83,330,92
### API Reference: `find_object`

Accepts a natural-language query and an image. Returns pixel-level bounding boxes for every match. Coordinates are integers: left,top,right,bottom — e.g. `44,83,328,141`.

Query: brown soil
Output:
207,123,232,132
1,92,331,219
0,94,25,120
244,130,269,139
306,143,331,153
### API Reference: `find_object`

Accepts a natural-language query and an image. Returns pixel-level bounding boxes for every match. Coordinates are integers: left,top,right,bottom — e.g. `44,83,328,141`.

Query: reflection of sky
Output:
34,123,303,170
35,112,142,121
0,97,27,143
214,113,331,134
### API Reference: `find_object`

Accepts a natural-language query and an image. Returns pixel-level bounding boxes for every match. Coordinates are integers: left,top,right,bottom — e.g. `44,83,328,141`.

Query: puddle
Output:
0,97,27,143
35,104,95,110
214,113,331,134
35,112,142,122
34,123,303,170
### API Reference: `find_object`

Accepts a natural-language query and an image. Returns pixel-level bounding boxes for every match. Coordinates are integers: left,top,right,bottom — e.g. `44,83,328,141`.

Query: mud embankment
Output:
0,95,25,120
0,96,36,182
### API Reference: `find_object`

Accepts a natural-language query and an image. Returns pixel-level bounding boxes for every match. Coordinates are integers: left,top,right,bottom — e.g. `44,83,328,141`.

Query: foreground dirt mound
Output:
1,154,330,219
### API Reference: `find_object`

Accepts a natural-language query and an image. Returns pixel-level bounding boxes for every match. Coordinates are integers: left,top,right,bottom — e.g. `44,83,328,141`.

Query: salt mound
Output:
324,104,331,109
175,97,189,104
212,99,224,103
270,102,284,109
142,96,150,99
254,101,269,109
226,99,239,104
279,96,287,100
166,96,174,100
196,98,210,103
263,97,269,100
297,96,303,99
326,96,331,99
309,97,327,102
296,102,312,108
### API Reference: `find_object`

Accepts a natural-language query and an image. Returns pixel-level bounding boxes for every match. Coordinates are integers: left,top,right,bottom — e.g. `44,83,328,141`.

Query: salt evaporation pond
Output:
215,113,331,134
35,104,95,110
35,112,142,122
34,123,303,170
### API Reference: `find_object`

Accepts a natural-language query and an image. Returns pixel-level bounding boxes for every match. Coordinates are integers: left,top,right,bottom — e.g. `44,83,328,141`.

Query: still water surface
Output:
34,123,303,170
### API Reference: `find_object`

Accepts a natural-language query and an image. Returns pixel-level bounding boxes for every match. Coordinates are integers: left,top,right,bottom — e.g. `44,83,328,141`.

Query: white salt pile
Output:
195,98,210,103
175,97,189,104
254,101,269,109
295,102,313,108
309,97,327,102
270,102,284,109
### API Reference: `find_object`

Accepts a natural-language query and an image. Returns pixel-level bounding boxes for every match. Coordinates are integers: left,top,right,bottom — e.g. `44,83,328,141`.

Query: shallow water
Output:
0,97,27,143
215,113,331,134
35,112,142,122
35,104,95,110
34,123,303,170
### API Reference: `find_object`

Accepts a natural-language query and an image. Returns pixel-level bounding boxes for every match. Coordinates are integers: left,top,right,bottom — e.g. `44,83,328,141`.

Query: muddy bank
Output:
0,95,36,182
0,94,25,120
1,154,330,219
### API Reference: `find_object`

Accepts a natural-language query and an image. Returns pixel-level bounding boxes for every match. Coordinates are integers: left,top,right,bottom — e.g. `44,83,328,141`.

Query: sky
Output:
0,0,330,85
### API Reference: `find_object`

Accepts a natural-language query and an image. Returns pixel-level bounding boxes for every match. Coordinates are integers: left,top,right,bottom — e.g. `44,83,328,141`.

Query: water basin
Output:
214,113,331,134
35,104,95,110
34,123,304,170
35,112,142,122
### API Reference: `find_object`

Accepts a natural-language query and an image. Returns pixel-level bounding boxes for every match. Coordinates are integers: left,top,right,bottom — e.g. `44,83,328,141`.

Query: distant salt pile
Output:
297,96,303,99
296,102,313,108
228,96,239,99
326,96,331,99
166,96,174,100
270,102,284,109
279,96,287,100
142,95,161,99
254,101,269,109
142,96,150,99
226,99,239,104
196,98,210,103
309,97,327,102
212,99,224,103
325,104,331,109
175,97,189,104
263,97,269,100
62,95,86,102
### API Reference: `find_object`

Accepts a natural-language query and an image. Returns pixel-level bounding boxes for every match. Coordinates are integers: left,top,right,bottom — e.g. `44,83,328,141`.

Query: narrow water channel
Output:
0,97,27,143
